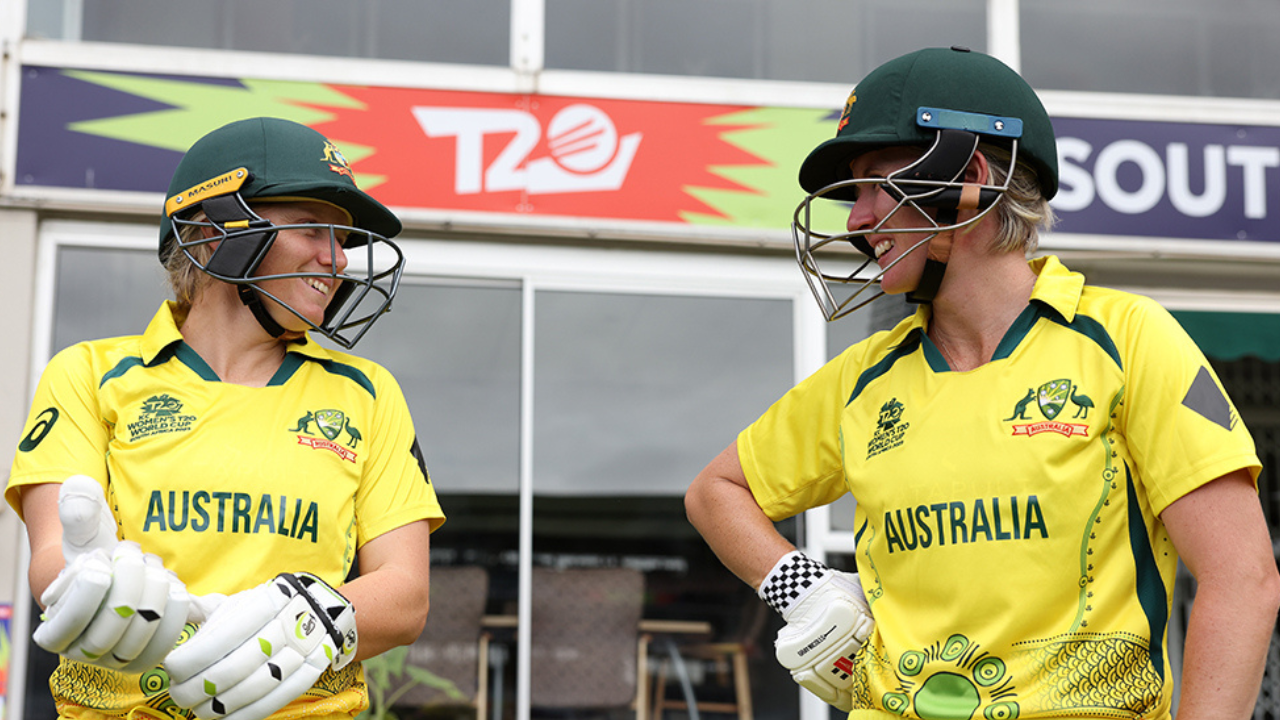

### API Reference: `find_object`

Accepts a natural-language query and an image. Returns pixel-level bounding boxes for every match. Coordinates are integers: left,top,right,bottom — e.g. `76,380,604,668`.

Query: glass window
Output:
1021,0,1280,99
53,246,170,353
350,278,523,617
354,278,522,496
32,0,510,65
532,290,793,495
545,0,985,82
530,288,798,716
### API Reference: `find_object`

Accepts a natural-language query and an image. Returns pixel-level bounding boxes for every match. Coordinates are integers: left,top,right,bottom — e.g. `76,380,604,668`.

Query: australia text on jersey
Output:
142,490,320,542
884,495,1048,554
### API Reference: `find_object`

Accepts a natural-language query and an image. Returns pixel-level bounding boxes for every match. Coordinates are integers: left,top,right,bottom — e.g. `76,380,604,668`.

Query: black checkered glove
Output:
758,551,873,711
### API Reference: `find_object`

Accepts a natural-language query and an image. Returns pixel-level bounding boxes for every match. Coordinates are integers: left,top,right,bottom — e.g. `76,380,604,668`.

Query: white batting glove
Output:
165,573,357,720
33,475,192,673
758,551,874,711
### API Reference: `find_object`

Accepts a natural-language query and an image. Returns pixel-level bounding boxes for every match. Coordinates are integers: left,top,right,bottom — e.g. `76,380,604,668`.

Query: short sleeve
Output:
6,343,110,518
1118,297,1260,515
353,368,445,546
738,348,858,522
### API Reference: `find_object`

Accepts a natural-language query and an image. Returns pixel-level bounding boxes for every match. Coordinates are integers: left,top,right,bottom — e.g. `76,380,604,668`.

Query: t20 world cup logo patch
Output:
127,394,197,441
867,398,910,459
290,408,362,462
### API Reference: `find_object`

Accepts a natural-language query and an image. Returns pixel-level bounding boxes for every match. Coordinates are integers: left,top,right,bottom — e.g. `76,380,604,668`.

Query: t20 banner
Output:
14,66,1279,245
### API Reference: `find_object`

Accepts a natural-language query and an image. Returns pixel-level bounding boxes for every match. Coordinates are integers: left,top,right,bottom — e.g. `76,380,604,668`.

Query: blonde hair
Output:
164,216,215,310
980,143,1056,255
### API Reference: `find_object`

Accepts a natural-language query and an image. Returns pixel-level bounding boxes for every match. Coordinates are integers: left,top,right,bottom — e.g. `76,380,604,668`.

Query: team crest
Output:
321,141,354,180
1007,380,1091,438
291,408,361,462
1037,379,1071,419
314,409,346,441
837,90,858,132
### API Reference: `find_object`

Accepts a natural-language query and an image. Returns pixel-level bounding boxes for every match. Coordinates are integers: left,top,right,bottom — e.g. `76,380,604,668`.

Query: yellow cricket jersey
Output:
8,302,446,720
739,256,1260,720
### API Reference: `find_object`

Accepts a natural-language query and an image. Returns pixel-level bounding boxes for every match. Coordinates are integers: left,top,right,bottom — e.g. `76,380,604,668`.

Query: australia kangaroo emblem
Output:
293,409,362,448
1005,389,1035,421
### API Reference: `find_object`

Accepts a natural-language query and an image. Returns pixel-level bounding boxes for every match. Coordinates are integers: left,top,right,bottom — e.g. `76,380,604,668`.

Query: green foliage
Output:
359,646,468,720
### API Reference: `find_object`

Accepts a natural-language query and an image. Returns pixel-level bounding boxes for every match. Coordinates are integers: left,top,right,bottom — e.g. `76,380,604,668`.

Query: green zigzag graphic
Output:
682,107,848,233
61,70,385,188
63,71,361,150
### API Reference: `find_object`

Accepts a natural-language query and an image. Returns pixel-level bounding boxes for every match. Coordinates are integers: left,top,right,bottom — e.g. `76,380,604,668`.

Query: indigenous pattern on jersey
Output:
8,302,445,720
738,257,1259,720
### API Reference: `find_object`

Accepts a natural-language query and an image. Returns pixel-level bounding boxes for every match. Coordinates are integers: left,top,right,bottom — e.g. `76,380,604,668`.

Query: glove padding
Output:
33,475,192,672
758,551,874,711
165,573,357,720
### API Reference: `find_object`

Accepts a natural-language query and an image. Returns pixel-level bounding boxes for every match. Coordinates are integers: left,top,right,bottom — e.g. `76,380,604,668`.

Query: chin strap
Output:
195,191,292,339
238,285,289,339
905,208,957,304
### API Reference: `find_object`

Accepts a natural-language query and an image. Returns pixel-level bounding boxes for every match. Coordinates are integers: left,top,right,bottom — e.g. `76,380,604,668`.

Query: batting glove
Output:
165,573,357,720
758,551,874,711
33,475,192,673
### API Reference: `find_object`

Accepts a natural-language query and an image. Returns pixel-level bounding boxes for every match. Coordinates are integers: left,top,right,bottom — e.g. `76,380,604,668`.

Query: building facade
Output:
1,1,1278,718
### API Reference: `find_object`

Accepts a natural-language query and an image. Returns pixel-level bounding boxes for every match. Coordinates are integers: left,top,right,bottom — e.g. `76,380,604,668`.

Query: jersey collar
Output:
140,302,189,365
285,336,339,363
1028,255,1086,323
143,301,337,365
900,254,1085,335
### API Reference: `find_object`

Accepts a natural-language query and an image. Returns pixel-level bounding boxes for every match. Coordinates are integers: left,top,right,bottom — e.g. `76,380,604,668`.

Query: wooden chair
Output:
649,600,764,720
391,565,492,719
650,641,752,720
530,566,651,719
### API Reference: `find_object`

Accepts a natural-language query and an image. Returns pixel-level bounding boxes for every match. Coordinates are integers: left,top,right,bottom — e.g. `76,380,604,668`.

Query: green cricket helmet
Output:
160,117,404,348
792,46,1059,320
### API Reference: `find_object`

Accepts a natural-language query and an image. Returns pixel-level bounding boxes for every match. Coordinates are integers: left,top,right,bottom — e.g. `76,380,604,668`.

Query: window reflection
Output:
533,290,793,495
546,0,985,82
53,246,169,353
354,279,522,495
33,0,510,65
1022,0,1280,99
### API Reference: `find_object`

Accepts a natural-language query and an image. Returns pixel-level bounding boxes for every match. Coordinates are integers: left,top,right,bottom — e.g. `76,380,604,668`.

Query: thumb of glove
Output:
59,476,119,564
187,592,227,626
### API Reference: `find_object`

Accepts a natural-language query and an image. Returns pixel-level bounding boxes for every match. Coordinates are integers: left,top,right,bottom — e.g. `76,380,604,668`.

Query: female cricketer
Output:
8,117,446,720
686,47,1280,720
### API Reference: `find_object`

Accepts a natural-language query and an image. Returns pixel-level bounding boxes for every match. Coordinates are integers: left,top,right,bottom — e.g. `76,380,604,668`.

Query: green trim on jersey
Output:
991,303,1038,361
1126,464,1168,679
314,358,376,398
270,353,306,386
739,256,1259,720
1044,306,1123,369
100,356,148,388
174,342,219,381
849,333,922,405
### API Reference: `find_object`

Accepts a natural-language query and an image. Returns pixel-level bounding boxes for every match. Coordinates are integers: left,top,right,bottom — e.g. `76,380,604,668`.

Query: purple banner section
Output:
14,66,241,193
1050,116,1280,242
